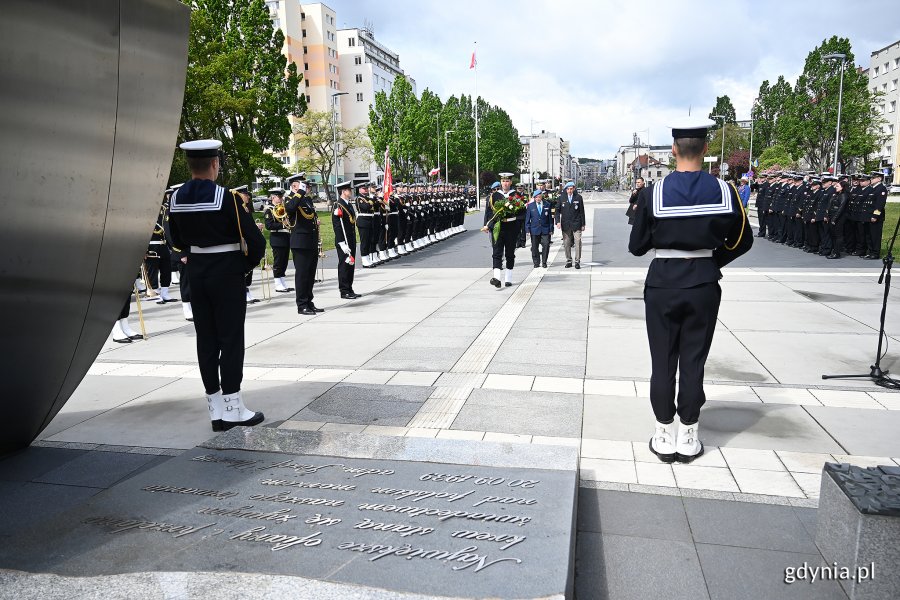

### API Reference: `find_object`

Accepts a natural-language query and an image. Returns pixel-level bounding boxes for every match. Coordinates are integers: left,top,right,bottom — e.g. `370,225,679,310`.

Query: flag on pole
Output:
470,50,476,69
428,167,440,177
383,147,393,202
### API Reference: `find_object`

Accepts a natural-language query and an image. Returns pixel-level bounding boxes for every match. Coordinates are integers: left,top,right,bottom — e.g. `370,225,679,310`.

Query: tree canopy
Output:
172,0,305,187
292,110,371,200
708,95,737,124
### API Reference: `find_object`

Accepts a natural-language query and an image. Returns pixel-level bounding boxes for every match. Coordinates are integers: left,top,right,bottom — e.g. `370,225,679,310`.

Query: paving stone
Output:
776,451,835,474
720,448,785,471
0,481,101,538
34,451,157,489
580,458,637,484
452,388,583,438
0,447,88,482
577,489,691,541
730,468,805,497
806,406,900,456
671,465,738,493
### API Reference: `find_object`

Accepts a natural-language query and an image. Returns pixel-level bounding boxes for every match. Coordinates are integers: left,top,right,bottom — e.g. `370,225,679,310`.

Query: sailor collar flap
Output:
652,175,732,219
170,180,226,213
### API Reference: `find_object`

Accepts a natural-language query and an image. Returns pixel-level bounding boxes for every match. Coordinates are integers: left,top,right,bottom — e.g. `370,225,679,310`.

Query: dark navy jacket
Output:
524,200,554,235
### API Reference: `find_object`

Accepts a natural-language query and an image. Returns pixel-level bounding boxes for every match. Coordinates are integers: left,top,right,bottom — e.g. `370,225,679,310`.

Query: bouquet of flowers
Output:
486,191,527,243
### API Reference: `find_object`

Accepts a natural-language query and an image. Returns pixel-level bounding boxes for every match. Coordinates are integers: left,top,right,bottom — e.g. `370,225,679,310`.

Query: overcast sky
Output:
323,0,900,159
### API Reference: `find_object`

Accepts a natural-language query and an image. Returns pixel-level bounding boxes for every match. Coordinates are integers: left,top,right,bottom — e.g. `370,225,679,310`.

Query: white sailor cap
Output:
336,180,352,190
268,187,285,195
669,118,716,139
286,173,306,183
233,185,248,193
499,172,514,179
179,139,222,157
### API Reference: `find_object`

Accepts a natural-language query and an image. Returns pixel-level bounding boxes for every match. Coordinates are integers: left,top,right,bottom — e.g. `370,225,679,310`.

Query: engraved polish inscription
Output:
83,516,215,539
337,541,522,573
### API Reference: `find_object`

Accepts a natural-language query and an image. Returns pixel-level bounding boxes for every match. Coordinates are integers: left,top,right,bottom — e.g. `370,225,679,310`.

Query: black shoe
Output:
565,262,572,268
275,288,292,293
350,292,362,298
128,334,144,340
211,420,224,432
533,263,540,268
505,282,512,287
490,277,501,288
675,443,705,464
113,337,132,344
574,262,581,269
541,263,547,268
221,411,265,431
308,304,325,312
826,253,841,259
298,307,317,315
648,439,676,464
866,254,880,260
341,292,360,299
756,233,766,237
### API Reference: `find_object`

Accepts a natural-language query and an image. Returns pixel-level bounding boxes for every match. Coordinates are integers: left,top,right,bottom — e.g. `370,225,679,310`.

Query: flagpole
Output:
473,41,481,209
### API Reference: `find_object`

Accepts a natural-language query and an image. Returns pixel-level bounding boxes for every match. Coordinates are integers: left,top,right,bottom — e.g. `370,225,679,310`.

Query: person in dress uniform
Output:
144,188,179,305
866,172,888,259
163,183,193,321
284,173,322,315
481,173,521,288
515,182,528,248
628,119,752,464
111,292,143,343
824,176,849,259
333,180,361,299
232,185,261,304
167,139,266,431
355,182,375,267
263,187,294,292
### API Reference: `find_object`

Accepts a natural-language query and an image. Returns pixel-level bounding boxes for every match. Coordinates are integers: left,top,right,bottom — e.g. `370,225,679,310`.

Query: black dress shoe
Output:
341,293,359,299
308,304,325,312
350,292,362,298
565,262,572,268
113,337,132,344
866,254,880,260
542,263,547,268
221,411,265,431
211,420,224,432
505,282,512,287
128,334,144,340
574,262,581,269
490,277,501,288
298,307,317,315
275,288,292,293
826,253,841,259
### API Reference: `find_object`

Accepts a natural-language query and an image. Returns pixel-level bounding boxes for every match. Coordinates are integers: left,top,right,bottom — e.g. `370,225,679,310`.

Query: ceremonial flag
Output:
428,167,440,177
383,147,393,202
470,50,476,69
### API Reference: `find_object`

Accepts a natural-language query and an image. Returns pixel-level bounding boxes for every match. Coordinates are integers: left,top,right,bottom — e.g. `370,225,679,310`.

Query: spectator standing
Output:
555,182,586,269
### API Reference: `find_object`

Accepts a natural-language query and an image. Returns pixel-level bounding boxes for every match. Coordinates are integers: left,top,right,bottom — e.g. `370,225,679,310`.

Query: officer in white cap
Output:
333,180,361,299
482,173,521,288
168,140,267,431
629,119,752,463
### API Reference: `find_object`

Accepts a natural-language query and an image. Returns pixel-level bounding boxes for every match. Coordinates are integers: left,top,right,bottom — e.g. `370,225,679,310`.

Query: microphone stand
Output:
822,213,899,387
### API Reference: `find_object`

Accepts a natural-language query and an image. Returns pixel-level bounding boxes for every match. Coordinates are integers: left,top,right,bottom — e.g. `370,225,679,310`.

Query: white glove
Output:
339,241,350,255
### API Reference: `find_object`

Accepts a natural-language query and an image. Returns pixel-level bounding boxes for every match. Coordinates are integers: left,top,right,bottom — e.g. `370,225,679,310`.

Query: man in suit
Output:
284,173,322,315
555,181,586,268
525,190,553,268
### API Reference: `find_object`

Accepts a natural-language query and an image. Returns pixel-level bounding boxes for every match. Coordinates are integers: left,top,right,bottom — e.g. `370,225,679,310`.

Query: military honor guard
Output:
111,293,144,343
628,119,752,464
232,185,261,304
284,173,322,315
145,191,178,304
263,186,294,292
355,182,375,267
168,139,266,431
481,173,524,288
867,172,888,259
333,180,361,299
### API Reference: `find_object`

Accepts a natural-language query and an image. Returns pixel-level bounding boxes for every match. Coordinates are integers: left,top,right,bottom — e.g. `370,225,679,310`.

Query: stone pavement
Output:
4,192,899,599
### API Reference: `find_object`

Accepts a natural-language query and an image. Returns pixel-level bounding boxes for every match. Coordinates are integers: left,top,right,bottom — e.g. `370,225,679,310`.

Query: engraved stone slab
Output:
0,429,578,599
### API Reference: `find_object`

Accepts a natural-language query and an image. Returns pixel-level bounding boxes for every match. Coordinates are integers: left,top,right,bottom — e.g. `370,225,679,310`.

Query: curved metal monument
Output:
0,0,190,454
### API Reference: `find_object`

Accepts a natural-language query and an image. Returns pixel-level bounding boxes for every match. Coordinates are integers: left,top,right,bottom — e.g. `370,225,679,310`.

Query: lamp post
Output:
823,52,847,175
748,98,758,179
711,114,726,179
331,91,348,201
434,113,441,180
444,129,454,183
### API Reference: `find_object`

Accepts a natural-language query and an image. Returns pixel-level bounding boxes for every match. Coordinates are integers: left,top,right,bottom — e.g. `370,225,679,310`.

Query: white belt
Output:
654,249,713,259
389,211,399,215
503,217,518,222
271,229,289,234
148,241,165,245
190,243,241,254
357,213,373,217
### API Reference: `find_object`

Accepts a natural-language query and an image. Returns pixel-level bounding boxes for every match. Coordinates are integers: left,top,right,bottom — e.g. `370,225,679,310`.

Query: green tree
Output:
707,123,749,169
292,110,371,201
708,95,737,124
777,36,884,172
752,76,792,150
368,75,420,180
758,144,796,170
477,99,521,176
176,0,305,187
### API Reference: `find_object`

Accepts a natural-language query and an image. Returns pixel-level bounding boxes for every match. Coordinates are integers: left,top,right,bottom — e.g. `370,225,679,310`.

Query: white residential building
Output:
617,143,673,182
337,25,416,183
519,131,567,183
869,39,900,189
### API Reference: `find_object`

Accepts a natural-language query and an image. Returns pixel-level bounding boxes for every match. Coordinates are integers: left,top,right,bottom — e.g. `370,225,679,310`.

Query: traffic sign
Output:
704,156,717,163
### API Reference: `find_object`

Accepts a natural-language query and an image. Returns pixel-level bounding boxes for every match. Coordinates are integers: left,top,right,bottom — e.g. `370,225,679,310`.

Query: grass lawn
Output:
882,203,900,256
259,211,335,264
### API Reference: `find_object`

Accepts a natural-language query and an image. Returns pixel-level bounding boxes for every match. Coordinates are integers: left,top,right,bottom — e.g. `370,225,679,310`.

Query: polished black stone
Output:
825,462,900,517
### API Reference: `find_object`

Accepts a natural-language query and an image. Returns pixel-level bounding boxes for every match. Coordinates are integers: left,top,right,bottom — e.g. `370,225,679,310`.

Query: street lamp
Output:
331,91,348,200
711,114,726,179
434,113,441,180
444,129,455,183
748,98,758,179
823,52,847,175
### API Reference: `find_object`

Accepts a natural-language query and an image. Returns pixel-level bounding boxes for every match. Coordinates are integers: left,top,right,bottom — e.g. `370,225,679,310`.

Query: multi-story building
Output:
520,131,567,183
337,25,415,183
869,39,900,189
617,143,672,183
266,1,341,177
630,155,672,183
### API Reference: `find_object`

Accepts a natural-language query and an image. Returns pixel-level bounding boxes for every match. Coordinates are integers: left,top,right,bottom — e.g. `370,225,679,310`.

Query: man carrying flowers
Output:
481,173,526,288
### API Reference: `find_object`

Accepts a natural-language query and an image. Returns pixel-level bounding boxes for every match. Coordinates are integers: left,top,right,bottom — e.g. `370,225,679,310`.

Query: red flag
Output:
383,147,393,202
470,51,476,69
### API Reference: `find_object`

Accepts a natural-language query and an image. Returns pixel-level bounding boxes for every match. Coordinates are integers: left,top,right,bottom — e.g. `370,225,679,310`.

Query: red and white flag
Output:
383,147,393,202
428,167,440,177
470,50,476,69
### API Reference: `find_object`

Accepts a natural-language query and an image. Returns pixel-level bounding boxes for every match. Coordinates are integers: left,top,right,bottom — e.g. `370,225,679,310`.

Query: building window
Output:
303,45,307,54
305,79,309,87
355,73,362,83
356,93,364,101
302,29,306,37
306,94,310,103
348,37,356,47
891,101,897,113
894,58,899,69
892,79,898,91
272,18,279,29
354,56,362,65
875,66,880,76
304,63,308,70
657,170,662,177
885,62,890,73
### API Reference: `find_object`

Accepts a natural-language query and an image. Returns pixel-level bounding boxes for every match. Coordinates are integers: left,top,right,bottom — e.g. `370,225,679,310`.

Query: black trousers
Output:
530,233,549,266
818,222,832,254
845,220,858,253
272,245,289,278
491,221,519,269
517,219,527,247
336,241,356,294
358,224,373,256
178,259,191,302
189,252,247,396
806,220,819,249
146,245,171,288
831,217,847,255
119,295,130,319
388,215,399,249
868,220,883,257
757,210,767,236
292,248,317,308
644,283,721,425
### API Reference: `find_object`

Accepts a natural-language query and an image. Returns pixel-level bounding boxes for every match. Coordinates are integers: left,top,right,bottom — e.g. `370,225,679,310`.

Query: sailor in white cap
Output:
333,180,361,299
481,173,522,288
628,119,752,463
168,139,267,431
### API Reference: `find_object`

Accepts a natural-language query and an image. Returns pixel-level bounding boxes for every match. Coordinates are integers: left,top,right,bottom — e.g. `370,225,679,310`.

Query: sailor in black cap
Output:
232,185,260,304
263,186,293,292
284,172,322,314
629,119,752,463
866,172,887,259
163,183,193,320
146,189,178,305
482,173,522,288
168,139,266,431
333,180,361,299
355,182,374,267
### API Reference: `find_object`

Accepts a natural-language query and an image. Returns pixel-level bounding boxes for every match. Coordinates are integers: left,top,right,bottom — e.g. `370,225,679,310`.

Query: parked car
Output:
252,196,268,212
